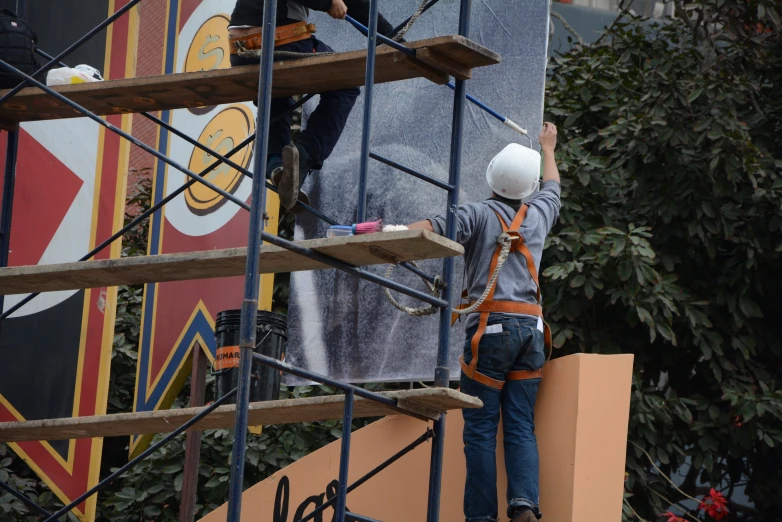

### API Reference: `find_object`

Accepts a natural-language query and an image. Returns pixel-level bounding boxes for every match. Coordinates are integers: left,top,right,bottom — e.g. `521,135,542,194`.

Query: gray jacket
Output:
429,180,561,329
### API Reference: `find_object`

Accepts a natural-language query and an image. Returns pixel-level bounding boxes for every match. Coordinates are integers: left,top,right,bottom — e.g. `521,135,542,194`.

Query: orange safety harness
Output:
229,21,317,55
451,204,553,390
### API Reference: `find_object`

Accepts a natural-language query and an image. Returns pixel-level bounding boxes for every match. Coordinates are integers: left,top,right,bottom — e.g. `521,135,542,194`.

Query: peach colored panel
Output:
199,354,633,522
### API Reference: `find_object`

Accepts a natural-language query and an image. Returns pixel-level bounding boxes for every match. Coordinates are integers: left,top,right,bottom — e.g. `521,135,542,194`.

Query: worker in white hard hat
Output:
408,122,561,522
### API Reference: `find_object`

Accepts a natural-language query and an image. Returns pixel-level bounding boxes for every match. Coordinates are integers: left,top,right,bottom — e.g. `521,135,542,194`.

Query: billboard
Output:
130,0,279,457
0,1,137,518
287,0,551,382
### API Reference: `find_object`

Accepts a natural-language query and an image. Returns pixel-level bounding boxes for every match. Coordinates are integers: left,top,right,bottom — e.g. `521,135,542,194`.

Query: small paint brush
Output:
352,219,383,235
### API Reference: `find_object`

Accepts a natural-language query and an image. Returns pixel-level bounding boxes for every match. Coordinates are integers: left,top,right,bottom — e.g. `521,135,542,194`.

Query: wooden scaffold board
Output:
0,229,463,295
0,35,499,127
0,388,482,442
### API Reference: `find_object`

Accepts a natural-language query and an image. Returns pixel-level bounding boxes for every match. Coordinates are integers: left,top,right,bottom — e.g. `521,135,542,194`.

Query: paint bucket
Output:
213,309,287,404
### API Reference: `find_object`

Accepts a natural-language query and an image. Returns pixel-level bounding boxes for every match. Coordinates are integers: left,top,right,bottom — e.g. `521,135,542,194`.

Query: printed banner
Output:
131,0,279,457
0,1,137,518
287,0,551,382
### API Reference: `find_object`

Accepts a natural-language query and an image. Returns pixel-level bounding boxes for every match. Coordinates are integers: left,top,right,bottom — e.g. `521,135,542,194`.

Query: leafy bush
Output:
544,1,781,519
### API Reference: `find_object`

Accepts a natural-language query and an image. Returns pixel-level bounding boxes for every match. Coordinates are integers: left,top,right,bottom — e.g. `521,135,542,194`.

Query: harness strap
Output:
454,300,542,318
461,359,543,389
229,22,316,55
507,368,543,381
457,204,552,390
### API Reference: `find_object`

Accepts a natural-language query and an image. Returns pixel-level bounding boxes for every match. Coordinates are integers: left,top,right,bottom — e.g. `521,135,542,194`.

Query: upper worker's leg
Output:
501,317,545,520
461,316,516,522
230,52,293,178
283,38,360,174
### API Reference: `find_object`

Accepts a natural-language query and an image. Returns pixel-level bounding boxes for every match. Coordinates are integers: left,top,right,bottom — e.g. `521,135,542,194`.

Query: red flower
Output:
662,512,687,522
699,488,730,520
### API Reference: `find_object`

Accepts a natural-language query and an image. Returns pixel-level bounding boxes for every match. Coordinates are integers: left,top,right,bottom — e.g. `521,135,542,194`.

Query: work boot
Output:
265,155,283,180
510,507,538,522
274,143,311,211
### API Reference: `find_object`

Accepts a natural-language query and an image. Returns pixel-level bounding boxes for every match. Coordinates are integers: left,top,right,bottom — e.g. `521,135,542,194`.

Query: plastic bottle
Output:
326,225,354,238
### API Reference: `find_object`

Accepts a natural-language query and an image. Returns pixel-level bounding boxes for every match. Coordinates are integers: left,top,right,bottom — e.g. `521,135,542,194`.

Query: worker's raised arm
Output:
540,122,560,184
527,122,562,234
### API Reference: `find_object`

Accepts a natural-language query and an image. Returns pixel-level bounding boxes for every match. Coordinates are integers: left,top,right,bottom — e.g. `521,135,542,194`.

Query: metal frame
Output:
0,0,471,519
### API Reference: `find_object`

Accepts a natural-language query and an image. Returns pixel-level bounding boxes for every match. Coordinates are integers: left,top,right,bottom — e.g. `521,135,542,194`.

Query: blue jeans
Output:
230,37,360,173
461,315,546,522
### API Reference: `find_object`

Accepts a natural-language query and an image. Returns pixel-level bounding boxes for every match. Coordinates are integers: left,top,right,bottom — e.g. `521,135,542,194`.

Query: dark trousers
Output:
231,37,360,172
461,315,545,521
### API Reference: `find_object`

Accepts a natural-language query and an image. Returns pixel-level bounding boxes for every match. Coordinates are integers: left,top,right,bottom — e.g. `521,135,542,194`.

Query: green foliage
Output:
544,1,781,519
0,444,79,522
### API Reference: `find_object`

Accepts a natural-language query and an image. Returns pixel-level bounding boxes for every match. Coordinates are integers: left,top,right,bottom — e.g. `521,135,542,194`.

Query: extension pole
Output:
444,82,528,136
225,0,277,515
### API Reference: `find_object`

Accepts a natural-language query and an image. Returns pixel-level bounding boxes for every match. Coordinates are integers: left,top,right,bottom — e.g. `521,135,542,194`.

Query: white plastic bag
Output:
46,64,103,86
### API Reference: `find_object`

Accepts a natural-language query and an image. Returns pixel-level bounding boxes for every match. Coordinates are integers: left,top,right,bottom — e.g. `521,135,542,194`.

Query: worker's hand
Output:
539,122,557,153
328,0,348,19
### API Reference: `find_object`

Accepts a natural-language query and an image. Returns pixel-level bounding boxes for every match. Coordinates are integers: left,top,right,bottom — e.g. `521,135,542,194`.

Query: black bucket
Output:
213,309,287,404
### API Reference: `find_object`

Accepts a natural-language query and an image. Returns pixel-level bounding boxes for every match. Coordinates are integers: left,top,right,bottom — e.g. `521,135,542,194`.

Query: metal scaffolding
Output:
0,0,478,520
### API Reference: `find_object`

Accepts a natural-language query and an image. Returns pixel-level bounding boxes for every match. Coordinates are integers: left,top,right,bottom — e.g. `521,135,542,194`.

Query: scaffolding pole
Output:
427,1,473,521
225,0,278,516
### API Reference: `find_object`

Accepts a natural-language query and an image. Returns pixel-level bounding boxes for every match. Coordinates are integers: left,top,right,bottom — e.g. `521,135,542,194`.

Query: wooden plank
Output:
0,388,482,442
0,229,463,295
392,53,448,85
407,36,500,68
415,48,472,81
0,36,499,126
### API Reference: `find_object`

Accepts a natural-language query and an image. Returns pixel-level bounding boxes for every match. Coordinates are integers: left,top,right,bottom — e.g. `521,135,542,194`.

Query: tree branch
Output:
673,0,696,32
594,0,633,46
629,440,702,504
649,488,700,522
692,7,704,45
550,9,585,46
624,498,650,522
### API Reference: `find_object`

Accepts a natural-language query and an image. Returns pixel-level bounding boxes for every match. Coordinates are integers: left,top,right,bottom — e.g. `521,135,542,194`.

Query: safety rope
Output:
384,232,516,318
383,262,442,316
392,0,429,41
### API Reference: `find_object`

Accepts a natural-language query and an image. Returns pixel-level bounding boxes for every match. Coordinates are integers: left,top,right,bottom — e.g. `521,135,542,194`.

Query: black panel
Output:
0,291,85,458
0,0,108,72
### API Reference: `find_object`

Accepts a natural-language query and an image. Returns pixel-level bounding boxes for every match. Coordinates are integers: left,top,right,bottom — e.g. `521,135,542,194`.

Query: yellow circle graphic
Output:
184,14,231,73
185,104,255,215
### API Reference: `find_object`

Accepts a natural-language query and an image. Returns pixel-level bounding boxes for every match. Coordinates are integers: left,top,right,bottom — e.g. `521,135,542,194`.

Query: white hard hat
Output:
486,143,541,200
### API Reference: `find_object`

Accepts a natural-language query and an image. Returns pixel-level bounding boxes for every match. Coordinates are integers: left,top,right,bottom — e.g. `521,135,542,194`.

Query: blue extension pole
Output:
354,2,380,223
444,82,528,136
225,0,278,515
